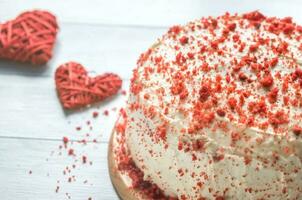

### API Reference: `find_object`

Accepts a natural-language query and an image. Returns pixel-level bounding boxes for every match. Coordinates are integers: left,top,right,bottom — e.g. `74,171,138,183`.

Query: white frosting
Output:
123,12,302,199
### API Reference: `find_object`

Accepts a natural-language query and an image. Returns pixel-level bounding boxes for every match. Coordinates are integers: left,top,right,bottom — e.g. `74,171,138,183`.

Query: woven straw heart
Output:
55,62,122,109
0,10,58,65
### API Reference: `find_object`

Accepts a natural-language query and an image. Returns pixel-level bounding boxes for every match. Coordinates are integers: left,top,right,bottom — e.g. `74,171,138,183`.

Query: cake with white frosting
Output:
114,11,302,200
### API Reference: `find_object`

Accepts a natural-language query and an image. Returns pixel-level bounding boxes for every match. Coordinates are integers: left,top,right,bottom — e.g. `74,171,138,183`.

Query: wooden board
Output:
0,137,119,200
1,0,302,27
1,1,302,200
108,129,142,200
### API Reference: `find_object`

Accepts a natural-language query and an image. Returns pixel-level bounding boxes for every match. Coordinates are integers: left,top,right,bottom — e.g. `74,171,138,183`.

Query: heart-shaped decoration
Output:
0,10,58,65
55,62,122,109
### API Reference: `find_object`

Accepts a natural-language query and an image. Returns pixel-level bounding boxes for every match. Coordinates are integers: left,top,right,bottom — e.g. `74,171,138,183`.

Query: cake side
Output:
123,11,302,199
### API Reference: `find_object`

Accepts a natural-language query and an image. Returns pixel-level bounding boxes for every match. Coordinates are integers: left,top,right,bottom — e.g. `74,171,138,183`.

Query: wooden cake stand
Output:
108,129,144,200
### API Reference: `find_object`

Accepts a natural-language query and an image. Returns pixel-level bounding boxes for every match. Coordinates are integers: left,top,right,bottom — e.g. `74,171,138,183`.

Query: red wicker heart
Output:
55,62,122,109
0,10,58,65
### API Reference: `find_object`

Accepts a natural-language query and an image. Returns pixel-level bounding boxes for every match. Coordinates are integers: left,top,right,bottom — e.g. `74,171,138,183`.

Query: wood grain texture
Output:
0,138,119,200
0,0,202,27
1,1,302,200
0,74,129,141
0,0,302,27
0,23,165,78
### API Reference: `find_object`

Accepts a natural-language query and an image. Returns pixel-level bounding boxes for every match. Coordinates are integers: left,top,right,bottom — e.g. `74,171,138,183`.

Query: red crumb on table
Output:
293,125,302,135
82,156,87,164
68,177,72,183
103,110,109,116
68,149,75,156
121,90,127,95
52,103,118,199
92,111,99,118
63,137,69,144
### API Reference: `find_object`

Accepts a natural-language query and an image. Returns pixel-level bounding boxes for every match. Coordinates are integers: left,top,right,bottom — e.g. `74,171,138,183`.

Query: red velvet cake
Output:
110,11,302,200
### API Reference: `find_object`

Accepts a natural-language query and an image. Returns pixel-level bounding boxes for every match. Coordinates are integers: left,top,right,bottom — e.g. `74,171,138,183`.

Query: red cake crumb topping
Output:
132,10,302,138
115,112,177,200
243,11,266,22
293,125,302,135
260,74,274,87
121,10,302,199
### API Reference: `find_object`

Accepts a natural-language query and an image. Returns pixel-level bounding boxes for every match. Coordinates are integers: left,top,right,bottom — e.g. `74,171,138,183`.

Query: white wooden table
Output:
0,1,301,199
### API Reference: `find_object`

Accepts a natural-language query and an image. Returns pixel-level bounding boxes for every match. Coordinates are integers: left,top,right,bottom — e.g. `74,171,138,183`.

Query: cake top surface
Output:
123,11,302,199
130,11,302,140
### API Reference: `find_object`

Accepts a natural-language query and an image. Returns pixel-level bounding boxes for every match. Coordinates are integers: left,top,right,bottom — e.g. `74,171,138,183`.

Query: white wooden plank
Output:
0,138,118,200
0,23,165,78
1,1,302,200
0,0,302,27
0,0,201,27
0,74,129,141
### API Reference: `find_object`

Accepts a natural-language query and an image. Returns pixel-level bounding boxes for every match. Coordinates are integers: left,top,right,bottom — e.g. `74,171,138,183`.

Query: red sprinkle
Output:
168,25,182,35
269,110,289,126
199,83,211,102
227,23,236,31
249,44,259,52
68,149,75,156
260,74,274,87
216,109,226,117
55,186,60,193
103,110,109,116
228,97,237,109
179,36,189,45
82,156,87,164
243,11,266,21
213,154,225,162
267,88,279,103
121,90,127,95
156,124,167,141
92,111,99,118
270,57,279,67
63,137,69,144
